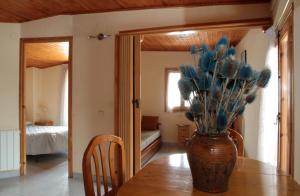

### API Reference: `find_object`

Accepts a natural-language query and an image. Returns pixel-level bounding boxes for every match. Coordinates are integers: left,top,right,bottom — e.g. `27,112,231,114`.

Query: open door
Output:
278,10,294,176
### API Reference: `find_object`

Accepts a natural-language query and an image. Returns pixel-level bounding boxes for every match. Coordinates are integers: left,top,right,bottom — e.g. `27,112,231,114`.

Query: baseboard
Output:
162,142,178,147
0,170,19,179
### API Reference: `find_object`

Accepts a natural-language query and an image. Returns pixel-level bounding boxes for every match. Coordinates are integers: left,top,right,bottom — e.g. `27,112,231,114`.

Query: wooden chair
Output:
228,128,244,156
82,135,125,196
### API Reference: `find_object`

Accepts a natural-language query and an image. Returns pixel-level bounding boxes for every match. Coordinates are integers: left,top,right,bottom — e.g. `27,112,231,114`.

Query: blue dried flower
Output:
178,77,193,100
210,85,222,100
257,68,271,88
246,93,256,103
200,44,209,53
186,65,198,78
220,58,238,78
185,111,194,122
198,72,212,90
217,108,227,131
239,64,253,80
190,45,198,55
216,36,229,47
199,51,214,72
226,47,236,56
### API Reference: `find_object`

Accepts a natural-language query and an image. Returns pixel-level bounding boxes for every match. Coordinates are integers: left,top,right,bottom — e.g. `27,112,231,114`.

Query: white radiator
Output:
0,129,20,171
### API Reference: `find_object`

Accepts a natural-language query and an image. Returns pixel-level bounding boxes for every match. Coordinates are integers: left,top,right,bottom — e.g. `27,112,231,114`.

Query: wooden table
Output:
118,154,300,195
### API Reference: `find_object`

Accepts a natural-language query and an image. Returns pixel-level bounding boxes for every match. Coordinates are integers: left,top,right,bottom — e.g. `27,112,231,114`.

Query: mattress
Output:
141,130,161,151
26,125,68,155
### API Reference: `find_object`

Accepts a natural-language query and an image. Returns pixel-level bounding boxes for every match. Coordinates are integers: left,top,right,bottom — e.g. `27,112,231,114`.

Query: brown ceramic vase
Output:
186,132,237,193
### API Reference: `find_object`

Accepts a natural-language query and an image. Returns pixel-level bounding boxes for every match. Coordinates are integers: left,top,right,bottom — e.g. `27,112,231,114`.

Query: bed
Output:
141,116,162,166
26,125,68,155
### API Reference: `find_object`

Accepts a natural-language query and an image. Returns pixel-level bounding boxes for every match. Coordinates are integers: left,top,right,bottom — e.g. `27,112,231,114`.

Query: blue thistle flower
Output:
217,108,227,131
216,36,229,47
190,45,198,55
245,93,256,103
257,68,271,88
186,65,198,78
178,77,193,100
179,64,187,77
198,72,212,90
239,64,253,80
220,58,238,78
226,47,236,56
185,112,194,122
199,51,213,72
200,44,209,53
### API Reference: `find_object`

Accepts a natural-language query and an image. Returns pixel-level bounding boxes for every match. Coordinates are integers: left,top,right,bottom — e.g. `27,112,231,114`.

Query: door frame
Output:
278,7,294,176
19,36,73,177
114,18,273,175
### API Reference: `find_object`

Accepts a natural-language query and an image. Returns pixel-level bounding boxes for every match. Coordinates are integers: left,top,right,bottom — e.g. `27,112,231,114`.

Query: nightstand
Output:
34,120,54,126
177,124,191,147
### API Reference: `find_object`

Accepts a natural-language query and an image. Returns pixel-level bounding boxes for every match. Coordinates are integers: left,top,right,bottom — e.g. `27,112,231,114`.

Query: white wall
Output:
26,65,67,125
0,23,20,174
293,0,300,184
19,3,271,173
0,24,20,129
235,29,272,160
141,51,196,143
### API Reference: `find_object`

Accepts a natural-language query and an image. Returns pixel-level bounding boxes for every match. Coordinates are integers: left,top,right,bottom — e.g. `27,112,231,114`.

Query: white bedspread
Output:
26,125,68,155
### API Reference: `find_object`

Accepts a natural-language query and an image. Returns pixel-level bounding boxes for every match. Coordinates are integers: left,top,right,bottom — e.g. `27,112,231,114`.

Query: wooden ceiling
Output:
25,42,69,68
141,29,249,51
1,0,270,23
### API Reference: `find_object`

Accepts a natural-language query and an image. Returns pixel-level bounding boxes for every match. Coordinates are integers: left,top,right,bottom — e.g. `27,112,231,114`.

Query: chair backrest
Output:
228,128,244,156
82,134,125,196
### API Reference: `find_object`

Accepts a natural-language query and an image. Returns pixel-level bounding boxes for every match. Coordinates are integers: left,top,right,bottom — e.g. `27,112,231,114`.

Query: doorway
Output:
278,9,294,176
115,18,276,177
19,37,73,177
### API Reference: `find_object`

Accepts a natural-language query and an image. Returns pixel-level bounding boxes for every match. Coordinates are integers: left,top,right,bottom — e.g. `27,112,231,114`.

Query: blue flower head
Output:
178,77,193,100
200,44,209,53
199,51,213,72
226,47,236,56
191,99,203,114
198,72,212,90
186,65,198,78
237,105,246,115
220,58,238,78
257,68,271,88
190,45,198,55
246,93,256,104
239,64,253,80
216,36,229,47
185,111,194,122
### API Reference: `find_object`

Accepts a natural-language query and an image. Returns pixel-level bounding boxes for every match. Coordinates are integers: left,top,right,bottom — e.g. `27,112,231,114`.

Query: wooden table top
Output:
118,154,300,196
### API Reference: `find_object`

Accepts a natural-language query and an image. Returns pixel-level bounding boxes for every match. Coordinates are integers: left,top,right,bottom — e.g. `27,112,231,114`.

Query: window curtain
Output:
60,68,68,126
257,43,278,166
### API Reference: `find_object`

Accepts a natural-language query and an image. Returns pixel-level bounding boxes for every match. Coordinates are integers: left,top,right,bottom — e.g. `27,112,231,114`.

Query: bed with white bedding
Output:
26,125,68,155
141,129,161,166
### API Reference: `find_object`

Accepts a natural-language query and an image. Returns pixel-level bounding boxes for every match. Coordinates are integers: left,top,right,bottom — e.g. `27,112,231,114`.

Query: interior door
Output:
278,11,294,175
133,35,141,174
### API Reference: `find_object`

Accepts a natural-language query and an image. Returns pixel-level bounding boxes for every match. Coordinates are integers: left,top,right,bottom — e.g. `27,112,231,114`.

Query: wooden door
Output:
133,35,141,174
278,11,294,175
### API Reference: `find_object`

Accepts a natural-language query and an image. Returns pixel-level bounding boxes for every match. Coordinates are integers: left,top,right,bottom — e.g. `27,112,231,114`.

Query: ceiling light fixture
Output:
167,30,196,37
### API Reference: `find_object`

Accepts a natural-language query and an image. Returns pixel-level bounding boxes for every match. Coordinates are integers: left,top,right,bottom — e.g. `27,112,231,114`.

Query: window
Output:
165,68,190,112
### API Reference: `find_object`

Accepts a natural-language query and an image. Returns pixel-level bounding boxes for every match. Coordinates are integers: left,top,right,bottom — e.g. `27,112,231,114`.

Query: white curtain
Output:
257,43,279,166
60,68,68,126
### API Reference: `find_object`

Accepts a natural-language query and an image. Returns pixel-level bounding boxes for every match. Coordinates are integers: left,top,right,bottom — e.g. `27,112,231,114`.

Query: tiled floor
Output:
0,144,184,196
0,154,85,196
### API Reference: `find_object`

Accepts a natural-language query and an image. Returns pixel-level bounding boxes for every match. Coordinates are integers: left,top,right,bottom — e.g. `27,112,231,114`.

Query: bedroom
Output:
22,40,71,175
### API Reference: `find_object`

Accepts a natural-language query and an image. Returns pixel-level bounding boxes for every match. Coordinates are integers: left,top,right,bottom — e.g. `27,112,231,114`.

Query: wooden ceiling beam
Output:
0,0,270,23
